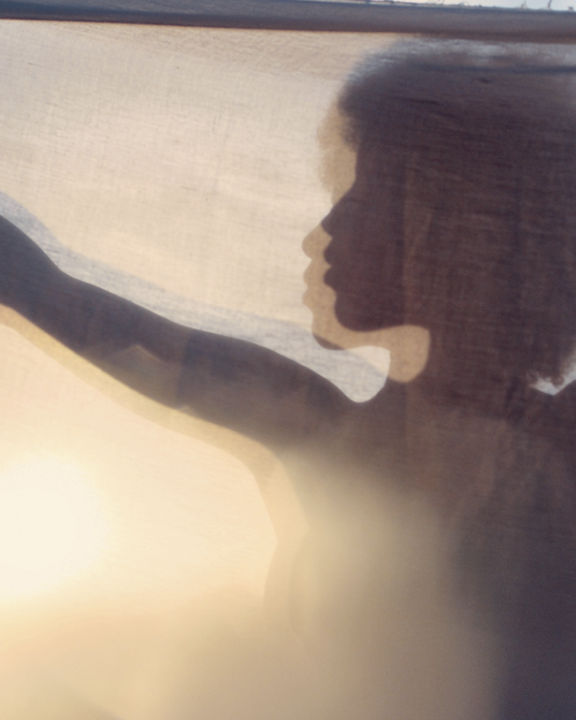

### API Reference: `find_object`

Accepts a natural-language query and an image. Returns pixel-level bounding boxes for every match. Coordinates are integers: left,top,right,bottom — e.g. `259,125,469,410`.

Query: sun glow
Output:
0,457,108,602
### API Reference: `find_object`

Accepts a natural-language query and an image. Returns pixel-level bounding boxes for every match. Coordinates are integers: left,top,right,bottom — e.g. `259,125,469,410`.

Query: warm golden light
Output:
0,457,108,602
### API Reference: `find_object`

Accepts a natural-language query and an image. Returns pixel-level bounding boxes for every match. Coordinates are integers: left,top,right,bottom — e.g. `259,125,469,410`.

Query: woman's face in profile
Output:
319,139,410,333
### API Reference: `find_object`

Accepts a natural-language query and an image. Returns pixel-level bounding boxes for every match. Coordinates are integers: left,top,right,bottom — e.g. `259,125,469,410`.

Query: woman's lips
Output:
323,267,340,289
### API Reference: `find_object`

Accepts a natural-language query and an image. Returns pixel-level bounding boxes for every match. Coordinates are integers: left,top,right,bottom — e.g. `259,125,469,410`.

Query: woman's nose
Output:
302,225,329,259
321,191,357,236
321,203,339,236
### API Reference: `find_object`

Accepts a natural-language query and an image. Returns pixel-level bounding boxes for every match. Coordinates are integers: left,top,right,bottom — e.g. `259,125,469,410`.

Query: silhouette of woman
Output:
1,40,575,719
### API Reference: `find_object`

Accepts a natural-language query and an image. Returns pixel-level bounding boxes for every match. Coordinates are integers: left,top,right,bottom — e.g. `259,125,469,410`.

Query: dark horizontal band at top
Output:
1,0,576,40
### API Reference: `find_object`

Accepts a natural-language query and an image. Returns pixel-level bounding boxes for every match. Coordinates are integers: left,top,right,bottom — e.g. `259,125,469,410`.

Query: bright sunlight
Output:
0,457,108,602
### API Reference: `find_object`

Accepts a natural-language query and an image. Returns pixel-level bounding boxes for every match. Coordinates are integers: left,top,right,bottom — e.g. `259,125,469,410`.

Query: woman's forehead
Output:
353,134,416,186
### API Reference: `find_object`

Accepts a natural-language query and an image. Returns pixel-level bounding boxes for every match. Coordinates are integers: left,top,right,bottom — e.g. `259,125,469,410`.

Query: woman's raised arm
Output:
0,215,342,449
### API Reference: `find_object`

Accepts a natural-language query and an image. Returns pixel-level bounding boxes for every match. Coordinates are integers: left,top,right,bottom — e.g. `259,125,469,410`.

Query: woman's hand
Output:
0,215,57,309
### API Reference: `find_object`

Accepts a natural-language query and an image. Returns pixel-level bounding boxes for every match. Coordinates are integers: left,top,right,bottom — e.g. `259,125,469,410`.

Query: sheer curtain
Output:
1,20,575,720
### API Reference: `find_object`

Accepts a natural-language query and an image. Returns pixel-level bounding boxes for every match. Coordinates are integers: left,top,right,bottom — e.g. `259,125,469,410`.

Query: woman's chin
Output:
309,307,373,351
305,292,390,349
333,300,386,334
312,333,343,350
333,291,412,333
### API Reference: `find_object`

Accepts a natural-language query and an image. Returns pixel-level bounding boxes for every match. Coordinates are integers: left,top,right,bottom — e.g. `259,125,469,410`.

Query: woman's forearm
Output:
17,269,192,406
1,215,338,444
1,215,190,405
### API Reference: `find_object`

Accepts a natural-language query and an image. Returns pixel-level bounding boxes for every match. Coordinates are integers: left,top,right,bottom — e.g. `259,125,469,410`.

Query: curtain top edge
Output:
1,0,576,40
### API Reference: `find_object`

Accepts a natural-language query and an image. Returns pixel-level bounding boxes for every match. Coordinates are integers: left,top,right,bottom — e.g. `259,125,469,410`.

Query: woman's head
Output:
324,41,576,386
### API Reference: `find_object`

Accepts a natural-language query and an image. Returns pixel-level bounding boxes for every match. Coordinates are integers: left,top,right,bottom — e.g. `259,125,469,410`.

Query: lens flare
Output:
0,457,108,602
